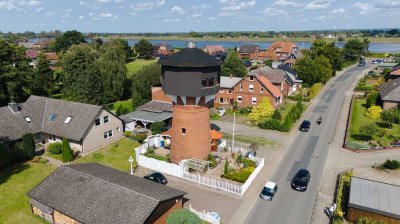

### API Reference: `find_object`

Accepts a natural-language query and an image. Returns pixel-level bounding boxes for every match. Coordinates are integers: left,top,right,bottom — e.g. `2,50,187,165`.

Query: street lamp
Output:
128,156,134,175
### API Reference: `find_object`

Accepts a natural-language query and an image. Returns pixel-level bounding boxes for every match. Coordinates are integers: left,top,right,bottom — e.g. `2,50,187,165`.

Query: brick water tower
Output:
158,41,222,163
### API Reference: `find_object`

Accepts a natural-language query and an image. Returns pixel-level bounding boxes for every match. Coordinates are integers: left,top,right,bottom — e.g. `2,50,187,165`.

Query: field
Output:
126,58,158,75
0,162,56,224
74,138,140,172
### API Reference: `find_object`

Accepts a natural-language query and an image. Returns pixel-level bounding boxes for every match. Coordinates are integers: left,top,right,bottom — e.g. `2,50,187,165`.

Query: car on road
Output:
358,61,366,66
371,59,382,64
299,120,311,132
291,169,311,191
143,172,168,185
260,181,278,200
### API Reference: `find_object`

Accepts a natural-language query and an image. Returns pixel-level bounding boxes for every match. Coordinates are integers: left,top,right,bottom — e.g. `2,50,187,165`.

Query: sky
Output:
0,0,399,33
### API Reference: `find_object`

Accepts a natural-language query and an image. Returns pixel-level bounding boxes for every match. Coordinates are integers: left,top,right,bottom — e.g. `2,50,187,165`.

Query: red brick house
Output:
250,66,290,97
232,73,283,109
266,41,298,61
203,45,225,56
215,76,243,107
238,44,260,59
153,43,174,57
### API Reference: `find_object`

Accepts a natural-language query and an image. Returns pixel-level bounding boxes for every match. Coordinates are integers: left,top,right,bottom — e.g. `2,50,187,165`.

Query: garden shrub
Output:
39,158,48,164
355,85,373,91
124,131,132,137
62,138,74,163
116,104,130,116
364,106,382,119
0,144,11,169
357,217,384,224
48,142,63,154
242,158,256,168
359,123,379,140
258,119,281,130
131,133,147,143
272,110,282,121
32,156,42,163
208,154,217,168
365,92,379,108
334,170,352,221
382,159,400,170
22,133,35,159
145,148,167,161
224,158,229,175
221,166,255,183
150,121,167,135
166,209,202,224
308,83,323,98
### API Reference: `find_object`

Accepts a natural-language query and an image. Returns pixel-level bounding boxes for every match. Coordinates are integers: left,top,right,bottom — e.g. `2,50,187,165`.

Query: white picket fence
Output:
189,204,220,224
183,172,242,195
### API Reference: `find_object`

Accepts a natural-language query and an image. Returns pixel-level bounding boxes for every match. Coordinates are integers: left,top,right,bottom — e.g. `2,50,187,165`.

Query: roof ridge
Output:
66,165,160,203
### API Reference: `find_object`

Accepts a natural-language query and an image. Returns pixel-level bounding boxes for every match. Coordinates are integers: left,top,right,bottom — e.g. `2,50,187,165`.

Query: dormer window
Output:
48,113,57,121
24,117,32,123
64,116,72,124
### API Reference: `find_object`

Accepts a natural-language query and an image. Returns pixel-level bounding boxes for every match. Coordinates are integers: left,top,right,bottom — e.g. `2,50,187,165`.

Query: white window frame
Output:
219,98,224,104
260,87,263,93
24,116,32,123
249,84,254,92
251,97,257,105
240,84,243,91
219,89,224,93
103,115,110,124
95,118,101,127
249,76,254,81
104,130,113,139
237,96,242,102
64,116,72,124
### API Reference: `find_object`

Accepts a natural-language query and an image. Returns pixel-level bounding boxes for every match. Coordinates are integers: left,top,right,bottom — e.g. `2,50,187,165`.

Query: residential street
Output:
241,64,373,224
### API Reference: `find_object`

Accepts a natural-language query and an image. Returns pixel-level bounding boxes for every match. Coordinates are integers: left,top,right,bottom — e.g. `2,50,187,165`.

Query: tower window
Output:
181,128,186,135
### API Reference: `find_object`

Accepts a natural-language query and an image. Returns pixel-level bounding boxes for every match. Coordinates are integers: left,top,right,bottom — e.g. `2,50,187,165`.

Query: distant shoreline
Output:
107,36,400,44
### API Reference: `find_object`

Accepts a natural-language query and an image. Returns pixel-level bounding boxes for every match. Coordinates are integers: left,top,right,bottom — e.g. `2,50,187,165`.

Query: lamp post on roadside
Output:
128,156,134,175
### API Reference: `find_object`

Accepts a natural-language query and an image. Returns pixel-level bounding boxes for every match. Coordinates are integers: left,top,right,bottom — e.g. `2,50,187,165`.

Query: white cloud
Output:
218,0,231,3
332,7,345,13
374,0,400,8
26,1,41,6
189,13,202,18
171,5,185,14
163,18,180,23
95,0,111,3
352,2,378,14
35,6,43,12
100,12,113,17
221,1,255,11
131,2,154,11
79,15,84,19
0,2,15,10
192,3,211,10
45,12,56,17
61,13,70,18
217,10,239,16
272,0,302,7
114,0,124,3
156,0,165,6
316,15,325,20
263,7,287,16
306,0,332,10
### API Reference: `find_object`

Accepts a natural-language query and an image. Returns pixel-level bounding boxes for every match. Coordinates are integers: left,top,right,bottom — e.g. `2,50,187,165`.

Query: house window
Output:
24,117,32,123
249,76,254,81
48,113,57,121
228,89,232,94
104,115,109,124
182,128,186,135
249,84,254,92
116,127,120,132
240,84,243,91
219,98,224,104
260,87,263,93
237,96,242,102
64,116,72,124
49,134,56,141
219,89,224,93
208,78,214,87
252,97,257,104
95,118,101,126
104,130,113,139
202,78,215,88
202,79,207,88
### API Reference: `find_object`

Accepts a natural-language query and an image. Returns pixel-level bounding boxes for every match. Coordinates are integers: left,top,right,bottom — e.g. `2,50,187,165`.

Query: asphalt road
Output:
244,64,373,224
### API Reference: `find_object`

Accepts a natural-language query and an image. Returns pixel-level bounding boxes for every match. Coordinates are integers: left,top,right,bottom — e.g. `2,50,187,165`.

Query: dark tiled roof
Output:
277,64,297,75
0,95,103,142
380,79,400,102
250,66,285,84
158,48,222,67
238,44,260,54
137,100,173,113
27,163,186,224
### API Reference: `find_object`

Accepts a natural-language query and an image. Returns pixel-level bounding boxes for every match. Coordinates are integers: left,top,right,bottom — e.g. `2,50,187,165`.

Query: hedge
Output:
221,166,255,183
382,159,400,170
258,101,304,132
48,142,63,154
334,170,352,222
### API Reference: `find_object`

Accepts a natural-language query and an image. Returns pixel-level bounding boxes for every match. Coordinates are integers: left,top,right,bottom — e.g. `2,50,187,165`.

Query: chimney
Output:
8,102,21,113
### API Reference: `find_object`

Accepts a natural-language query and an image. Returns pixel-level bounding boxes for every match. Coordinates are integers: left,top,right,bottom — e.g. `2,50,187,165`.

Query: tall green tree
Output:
309,39,343,73
30,53,54,96
111,38,132,59
61,44,102,104
62,138,74,162
97,39,128,104
222,50,247,77
343,38,370,62
49,30,87,52
0,38,32,106
134,39,153,59
295,55,333,85
22,133,35,159
131,63,161,109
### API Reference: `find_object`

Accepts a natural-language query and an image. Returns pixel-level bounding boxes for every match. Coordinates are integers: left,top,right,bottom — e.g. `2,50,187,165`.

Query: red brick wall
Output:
233,76,279,109
272,81,290,97
152,87,172,103
153,198,183,224
215,88,234,107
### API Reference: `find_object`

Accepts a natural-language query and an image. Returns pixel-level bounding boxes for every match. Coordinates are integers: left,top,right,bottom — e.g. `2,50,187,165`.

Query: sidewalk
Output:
41,154,64,167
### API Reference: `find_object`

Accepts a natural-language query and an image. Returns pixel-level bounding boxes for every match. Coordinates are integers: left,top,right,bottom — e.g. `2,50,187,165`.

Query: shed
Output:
347,177,400,224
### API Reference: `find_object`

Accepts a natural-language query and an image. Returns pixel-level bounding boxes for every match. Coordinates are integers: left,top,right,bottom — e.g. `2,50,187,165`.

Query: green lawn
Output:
44,151,63,161
349,99,379,140
74,138,140,172
112,99,134,113
0,162,56,224
222,132,277,147
126,58,158,75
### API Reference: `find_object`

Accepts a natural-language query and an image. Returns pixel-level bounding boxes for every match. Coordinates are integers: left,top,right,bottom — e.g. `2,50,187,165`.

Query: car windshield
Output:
294,170,309,182
262,187,274,196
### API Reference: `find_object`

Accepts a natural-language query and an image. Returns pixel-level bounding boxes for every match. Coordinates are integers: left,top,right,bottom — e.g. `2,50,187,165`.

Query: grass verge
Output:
222,132,277,147
0,162,56,224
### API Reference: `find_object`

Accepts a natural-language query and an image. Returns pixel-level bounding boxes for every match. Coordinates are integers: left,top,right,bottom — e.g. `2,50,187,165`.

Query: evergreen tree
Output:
62,138,74,163
224,158,229,175
221,50,247,77
31,53,54,96
131,63,161,109
22,133,35,159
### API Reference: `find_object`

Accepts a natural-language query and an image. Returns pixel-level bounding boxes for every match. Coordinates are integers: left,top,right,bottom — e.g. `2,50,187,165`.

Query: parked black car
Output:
291,169,311,191
143,172,168,185
299,120,311,132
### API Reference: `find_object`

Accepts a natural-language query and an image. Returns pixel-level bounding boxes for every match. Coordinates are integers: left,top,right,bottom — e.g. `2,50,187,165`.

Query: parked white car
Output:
260,181,278,201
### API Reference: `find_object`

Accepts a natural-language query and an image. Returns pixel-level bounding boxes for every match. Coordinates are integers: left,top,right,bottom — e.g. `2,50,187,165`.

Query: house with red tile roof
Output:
387,63,400,81
238,44,260,59
258,41,301,67
152,43,174,57
203,45,227,61
250,66,290,97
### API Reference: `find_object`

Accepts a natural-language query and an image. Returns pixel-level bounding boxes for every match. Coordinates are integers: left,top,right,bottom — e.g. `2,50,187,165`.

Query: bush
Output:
242,158,256,168
48,142,63,154
167,209,202,224
355,85,373,91
258,119,282,130
308,83,323,98
359,123,380,140
382,159,400,170
221,166,255,183
62,138,74,163
272,110,282,121
0,144,11,169
207,154,217,168
150,121,167,135
335,170,352,221
366,92,379,108
124,131,132,137
364,106,382,119
32,156,42,163
39,158,48,164
131,133,147,143
22,133,35,159
116,104,130,116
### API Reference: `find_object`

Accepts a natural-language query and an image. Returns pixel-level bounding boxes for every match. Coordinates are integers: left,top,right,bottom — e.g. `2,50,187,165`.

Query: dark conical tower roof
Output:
158,48,222,68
